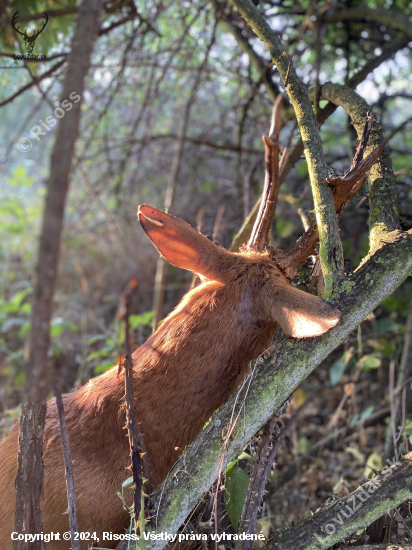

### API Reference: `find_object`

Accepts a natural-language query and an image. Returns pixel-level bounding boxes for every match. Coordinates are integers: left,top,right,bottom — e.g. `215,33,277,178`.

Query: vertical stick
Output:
124,280,143,534
122,279,152,535
54,382,80,550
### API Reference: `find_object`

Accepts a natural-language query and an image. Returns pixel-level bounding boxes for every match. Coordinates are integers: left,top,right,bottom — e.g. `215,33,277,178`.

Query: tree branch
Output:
0,59,66,108
264,452,412,550
146,228,412,550
323,8,412,39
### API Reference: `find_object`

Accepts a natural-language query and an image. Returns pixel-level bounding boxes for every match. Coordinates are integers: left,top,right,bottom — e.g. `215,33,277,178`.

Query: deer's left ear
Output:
270,284,341,338
138,205,237,283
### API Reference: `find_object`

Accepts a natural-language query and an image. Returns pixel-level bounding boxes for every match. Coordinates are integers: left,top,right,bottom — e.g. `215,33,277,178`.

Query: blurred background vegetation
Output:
0,0,412,542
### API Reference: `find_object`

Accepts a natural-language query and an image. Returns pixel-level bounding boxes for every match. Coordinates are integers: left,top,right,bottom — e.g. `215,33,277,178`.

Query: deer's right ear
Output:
138,205,233,282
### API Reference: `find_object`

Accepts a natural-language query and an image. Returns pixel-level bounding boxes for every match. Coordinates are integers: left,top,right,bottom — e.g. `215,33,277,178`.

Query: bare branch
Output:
0,59,66,108
323,8,412,39
54,383,80,550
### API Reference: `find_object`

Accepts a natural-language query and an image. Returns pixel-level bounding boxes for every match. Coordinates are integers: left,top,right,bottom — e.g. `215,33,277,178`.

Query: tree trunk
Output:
13,1,104,548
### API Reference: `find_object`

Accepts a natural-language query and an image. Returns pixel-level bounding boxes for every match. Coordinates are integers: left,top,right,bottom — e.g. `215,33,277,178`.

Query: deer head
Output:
139,95,342,340
138,204,341,338
11,11,48,54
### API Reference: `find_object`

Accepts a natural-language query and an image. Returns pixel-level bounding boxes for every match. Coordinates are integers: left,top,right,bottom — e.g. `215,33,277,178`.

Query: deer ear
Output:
273,285,341,338
138,205,233,282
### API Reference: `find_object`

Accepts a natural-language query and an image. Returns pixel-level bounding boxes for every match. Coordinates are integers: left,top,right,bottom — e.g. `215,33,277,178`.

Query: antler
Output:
277,141,385,278
11,12,26,37
247,94,286,252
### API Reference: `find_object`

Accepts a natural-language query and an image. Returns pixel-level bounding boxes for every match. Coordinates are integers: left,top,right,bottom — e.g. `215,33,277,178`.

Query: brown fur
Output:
0,206,340,549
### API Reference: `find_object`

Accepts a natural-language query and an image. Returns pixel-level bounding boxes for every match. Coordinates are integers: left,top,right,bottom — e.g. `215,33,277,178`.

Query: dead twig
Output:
121,278,152,535
54,381,80,550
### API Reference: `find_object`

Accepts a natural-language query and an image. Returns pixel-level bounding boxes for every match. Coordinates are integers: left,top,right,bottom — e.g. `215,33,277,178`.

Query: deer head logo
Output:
11,11,48,54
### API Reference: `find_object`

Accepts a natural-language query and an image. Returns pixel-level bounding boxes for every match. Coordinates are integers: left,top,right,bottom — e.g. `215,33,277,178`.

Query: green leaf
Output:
224,467,249,530
403,423,412,436
357,354,381,370
329,354,346,386
94,360,115,374
298,436,311,453
122,476,134,488
237,451,255,462
86,334,107,344
129,311,153,329
360,405,375,421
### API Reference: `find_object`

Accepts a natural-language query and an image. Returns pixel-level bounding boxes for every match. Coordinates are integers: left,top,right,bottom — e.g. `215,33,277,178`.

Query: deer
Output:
0,97,384,550
11,11,48,55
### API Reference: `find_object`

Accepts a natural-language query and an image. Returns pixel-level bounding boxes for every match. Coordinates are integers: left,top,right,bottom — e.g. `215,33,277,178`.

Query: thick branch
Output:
264,452,412,550
146,229,412,550
319,82,400,250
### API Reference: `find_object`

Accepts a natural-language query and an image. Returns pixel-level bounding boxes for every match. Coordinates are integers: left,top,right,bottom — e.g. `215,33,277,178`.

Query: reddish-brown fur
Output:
0,205,340,549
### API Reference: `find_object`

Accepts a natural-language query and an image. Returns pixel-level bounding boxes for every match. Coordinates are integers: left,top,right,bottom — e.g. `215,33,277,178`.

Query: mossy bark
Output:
265,452,412,550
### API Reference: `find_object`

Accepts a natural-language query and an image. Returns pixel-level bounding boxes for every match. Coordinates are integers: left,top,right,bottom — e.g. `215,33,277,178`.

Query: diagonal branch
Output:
230,0,343,299
264,452,412,550
146,228,412,550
